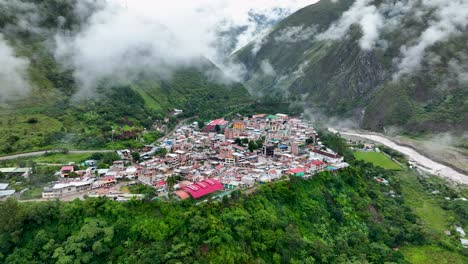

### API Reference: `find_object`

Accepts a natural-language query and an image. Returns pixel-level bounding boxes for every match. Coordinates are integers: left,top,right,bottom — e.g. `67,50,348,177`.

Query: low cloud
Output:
274,25,317,43
315,0,468,78
54,3,200,95
303,106,359,131
395,0,468,78
260,59,276,76
51,0,318,94
316,0,384,51
1,0,316,96
0,34,30,101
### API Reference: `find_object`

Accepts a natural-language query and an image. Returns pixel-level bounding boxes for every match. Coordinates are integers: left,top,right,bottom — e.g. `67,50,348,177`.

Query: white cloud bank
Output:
316,0,384,50
53,0,317,94
316,0,468,78
0,34,30,101
396,0,468,77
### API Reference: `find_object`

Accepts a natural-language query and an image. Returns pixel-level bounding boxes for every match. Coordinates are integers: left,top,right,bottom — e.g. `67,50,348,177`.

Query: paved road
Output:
0,150,114,161
152,117,194,146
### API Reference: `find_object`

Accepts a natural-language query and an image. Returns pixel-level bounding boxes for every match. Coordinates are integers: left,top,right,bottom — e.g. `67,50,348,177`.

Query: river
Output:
328,128,468,185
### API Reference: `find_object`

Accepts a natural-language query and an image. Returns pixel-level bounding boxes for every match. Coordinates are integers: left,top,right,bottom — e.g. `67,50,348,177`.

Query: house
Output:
0,190,15,199
0,167,32,178
173,109,183,116
60,166,74,177
224,180,246,189
232,145,246,153
232,121,245,130
224,155,236,166
455,226,466,237
175,179,224,199
83,160,97,167
263,145,275,156
42,179,94,199
259,173,280,183
241,176,256,186
461,239,468,248
288,167,305,177
204,119,229,132
309,148,343,163
0,183,9,190
307,160,326,171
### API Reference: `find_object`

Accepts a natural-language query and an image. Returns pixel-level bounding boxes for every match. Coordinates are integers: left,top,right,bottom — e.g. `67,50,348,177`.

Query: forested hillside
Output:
234,0,468,134
0,0,251,154
0,164,425,263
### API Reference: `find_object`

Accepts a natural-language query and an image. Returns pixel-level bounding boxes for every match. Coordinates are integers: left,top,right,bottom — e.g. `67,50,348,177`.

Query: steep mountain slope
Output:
234,0,468,134
0,0,250,154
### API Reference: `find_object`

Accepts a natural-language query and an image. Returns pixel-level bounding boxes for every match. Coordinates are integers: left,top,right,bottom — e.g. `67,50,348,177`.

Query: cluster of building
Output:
39,114,349,201
0,167,32,199
133,114,349,200
42,161,135,199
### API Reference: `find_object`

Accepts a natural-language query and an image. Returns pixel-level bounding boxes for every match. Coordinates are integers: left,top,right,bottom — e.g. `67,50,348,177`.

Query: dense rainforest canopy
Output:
1,161,424,264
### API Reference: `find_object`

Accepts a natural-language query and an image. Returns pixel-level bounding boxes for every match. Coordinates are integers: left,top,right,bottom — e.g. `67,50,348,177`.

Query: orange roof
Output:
175,190,191,200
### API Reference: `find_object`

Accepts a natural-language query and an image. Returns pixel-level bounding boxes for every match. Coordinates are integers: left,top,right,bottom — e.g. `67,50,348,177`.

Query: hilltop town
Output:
34,114,349,201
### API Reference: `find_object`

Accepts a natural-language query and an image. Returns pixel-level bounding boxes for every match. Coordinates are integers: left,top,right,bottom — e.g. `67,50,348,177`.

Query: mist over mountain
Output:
234,0,468,134
0,0,316,100
0,0,467,154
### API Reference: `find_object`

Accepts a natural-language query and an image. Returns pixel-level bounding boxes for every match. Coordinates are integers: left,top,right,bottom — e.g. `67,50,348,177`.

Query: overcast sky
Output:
119,0,318,55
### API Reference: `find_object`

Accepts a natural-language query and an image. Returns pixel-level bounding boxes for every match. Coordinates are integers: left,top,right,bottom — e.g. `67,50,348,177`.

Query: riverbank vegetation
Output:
353,151,402,170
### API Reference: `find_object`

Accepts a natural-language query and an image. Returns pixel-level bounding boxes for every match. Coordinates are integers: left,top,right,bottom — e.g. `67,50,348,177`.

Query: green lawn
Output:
353,151,402,170
401,245,468,264
20,187,43,200
33,153,92,164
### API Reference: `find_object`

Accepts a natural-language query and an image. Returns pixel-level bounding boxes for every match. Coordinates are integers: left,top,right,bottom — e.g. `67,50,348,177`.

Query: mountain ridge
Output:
234,0,468,134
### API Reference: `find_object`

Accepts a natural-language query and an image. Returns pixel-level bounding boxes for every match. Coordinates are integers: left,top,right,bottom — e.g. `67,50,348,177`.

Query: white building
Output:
42,179,94,199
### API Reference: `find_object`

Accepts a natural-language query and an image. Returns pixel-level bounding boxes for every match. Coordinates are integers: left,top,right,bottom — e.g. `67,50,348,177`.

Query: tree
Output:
131,152,141,162
156,148,167,157
197,120,205,130
215,125,221,134
248,141,257,152
166,176,178,191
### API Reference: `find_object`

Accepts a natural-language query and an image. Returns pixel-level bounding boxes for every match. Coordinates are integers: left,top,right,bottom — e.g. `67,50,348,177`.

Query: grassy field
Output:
20,187,43,200
396,170,468,262
401,245,468,264
0,113,63,154
353,151,402,170
33,153,92,164
397,171,449,234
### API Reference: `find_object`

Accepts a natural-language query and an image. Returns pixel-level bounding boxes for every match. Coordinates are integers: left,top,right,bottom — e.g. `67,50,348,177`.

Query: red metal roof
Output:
182,179,223,199
311,160,326,166
157,181,166,186
209,119,228,126
61,166,74,171
289,167,305,174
